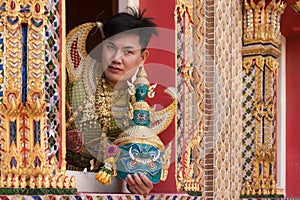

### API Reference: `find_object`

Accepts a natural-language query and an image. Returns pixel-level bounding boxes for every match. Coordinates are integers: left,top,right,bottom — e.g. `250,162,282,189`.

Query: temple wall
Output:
0,0,295,199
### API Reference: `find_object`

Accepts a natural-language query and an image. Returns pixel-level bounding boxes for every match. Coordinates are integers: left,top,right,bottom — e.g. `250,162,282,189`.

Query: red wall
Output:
139,0,178,193
286,36,300,198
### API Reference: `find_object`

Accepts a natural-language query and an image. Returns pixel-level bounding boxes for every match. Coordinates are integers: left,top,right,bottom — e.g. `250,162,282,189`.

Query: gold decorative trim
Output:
66,22,96,83
243,0,286,47
241,1,285,197
192,0,205,193
292,0,300,13
0,0,75,189
175,0,204,194
241,44,281,58
151,98,177,135
61,0,67,172
176,126,202,191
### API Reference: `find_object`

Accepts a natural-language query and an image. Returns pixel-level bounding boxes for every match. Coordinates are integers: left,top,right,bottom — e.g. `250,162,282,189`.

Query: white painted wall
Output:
277,35,286,191
118,0,139,12
66,171,129,193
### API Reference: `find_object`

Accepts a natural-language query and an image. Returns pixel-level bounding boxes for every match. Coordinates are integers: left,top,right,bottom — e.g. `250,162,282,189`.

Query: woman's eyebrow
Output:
107,40,116,46
123,46,139,50
107,40,139,50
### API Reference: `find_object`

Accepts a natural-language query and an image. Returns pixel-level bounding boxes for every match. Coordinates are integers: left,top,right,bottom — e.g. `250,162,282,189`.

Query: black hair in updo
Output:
103,8,158,51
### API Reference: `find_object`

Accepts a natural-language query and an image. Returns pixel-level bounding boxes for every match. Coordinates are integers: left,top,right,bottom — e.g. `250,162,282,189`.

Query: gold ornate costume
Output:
65,23,176,172
66,73,130,171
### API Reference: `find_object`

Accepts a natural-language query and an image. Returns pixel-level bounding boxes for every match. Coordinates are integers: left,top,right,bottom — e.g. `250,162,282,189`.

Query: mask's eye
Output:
150,153,155,159
148,148,158,158
132,149,140,157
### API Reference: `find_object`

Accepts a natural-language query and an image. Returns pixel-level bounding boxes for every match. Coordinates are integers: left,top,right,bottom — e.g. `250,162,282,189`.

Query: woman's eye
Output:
107,44,115,50
124,50,133,54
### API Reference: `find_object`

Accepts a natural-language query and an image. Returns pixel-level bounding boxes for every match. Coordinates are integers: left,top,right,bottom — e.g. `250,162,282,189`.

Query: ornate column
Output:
0,0,75,194
175,0,244,199
175,0,204,195
241,0,286,198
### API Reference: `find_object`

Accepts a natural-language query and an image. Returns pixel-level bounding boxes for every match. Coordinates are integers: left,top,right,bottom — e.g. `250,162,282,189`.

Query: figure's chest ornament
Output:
95,66,176,184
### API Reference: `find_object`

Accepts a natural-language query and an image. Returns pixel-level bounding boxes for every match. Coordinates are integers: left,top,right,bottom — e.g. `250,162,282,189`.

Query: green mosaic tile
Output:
246,120,252,127
246,107,252,114
246,158,251,164
48,135,56,147
47,36,55,48
246,145,251,151
47,85,55,96
246,95,252,102
48,11,56,24
246,133,251,139
246,170,252,177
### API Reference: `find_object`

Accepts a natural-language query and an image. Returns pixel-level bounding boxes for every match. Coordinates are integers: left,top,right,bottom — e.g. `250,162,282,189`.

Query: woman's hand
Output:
125,173,153,195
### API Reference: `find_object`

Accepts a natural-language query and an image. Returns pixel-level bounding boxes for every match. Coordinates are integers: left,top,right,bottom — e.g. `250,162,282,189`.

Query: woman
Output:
66,8,158,195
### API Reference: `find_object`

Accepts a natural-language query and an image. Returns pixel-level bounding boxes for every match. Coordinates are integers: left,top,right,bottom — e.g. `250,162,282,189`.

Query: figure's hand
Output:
125,173,153,195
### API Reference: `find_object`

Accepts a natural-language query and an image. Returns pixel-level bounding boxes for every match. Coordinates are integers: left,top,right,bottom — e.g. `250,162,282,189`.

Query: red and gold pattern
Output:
0,0,75,192
241,0,286,197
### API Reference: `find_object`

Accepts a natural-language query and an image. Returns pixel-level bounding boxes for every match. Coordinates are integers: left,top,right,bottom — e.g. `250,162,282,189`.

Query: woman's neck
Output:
106,79,128,90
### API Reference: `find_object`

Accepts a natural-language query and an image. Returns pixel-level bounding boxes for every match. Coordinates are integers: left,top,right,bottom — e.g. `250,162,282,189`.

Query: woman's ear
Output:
139,50,149,66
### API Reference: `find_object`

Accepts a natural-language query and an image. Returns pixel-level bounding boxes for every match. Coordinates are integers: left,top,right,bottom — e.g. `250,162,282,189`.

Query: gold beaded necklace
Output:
94,77,130,141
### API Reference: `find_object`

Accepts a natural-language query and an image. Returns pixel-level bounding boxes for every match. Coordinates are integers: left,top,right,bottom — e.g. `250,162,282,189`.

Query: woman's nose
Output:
112,50,123,63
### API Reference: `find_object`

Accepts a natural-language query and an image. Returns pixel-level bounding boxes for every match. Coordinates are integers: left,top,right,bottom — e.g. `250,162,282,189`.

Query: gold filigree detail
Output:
242,44,281,58
253,98,274,122
243,57,254,74
95,77,130,135
243,56,279,74
150,97,176,135
113,126,165,151
160,141,172,181
292,0,300,13
0,0,75,189
243,0,286,47
176,126,202,191
265,56,279,72
241,145,278,196
241,0,285,197
175,0,204,194
66,22,96,83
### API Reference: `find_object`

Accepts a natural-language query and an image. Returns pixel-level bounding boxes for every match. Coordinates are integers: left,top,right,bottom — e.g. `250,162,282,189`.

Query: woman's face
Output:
102,33,149,87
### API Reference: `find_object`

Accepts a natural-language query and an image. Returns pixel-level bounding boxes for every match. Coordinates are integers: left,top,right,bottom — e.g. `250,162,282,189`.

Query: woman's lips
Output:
108,65,122,73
